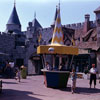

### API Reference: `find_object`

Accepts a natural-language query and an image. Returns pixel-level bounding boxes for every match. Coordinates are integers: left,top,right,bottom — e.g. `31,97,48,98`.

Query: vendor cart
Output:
37,5,78,88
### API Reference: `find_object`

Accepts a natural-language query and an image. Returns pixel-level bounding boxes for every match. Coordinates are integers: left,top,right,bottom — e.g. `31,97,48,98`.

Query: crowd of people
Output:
0,61,15,78
0,60,26,82
0,60,100,93
45,61,67,71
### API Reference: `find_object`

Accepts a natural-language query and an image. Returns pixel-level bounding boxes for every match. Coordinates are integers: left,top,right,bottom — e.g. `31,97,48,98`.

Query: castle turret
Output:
83,14,90,33
26,12,42,39
6,3,21,33
32,12,42,32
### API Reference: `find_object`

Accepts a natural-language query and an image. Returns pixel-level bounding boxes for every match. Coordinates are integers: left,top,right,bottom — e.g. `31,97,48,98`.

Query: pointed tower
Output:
6,2,21,32
32,12,42,32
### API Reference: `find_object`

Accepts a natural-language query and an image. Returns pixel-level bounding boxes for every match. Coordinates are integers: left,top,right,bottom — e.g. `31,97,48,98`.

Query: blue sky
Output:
0,0,100,32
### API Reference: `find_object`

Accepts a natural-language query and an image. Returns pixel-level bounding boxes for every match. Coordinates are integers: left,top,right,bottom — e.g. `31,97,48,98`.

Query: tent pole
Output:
69,55,74,69
59,55,62,66
53,55,55,69
41,54,45,68
43,54,46,68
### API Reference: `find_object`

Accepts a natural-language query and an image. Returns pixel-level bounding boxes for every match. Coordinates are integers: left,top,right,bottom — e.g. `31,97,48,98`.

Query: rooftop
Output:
7,5,21,25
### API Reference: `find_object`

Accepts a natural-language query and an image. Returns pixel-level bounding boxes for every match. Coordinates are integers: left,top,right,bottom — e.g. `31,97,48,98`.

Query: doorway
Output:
16,59,24,67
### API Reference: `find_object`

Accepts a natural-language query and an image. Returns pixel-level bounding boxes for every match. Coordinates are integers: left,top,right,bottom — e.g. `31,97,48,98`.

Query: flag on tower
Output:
71,35,76,46
38,33,42,43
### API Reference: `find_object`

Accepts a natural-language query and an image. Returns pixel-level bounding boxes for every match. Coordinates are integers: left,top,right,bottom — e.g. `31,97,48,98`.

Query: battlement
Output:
65,21,96,29
64,22,84,29
39,20,96,32
90,20,96,28
39,27,53,33
0,32,15,38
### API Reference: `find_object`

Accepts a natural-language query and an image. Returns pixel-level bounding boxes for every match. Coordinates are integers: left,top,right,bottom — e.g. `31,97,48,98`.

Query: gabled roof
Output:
32,18,42,29
94,6,100,13
7,5,21,25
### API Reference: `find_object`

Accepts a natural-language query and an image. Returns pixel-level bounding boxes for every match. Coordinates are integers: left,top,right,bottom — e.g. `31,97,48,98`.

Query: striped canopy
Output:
51,6,64,45
37,5,78,55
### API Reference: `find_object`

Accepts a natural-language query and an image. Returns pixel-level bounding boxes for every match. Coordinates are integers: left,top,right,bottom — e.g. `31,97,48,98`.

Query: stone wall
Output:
0,33,15,54
6,24,21,31
39,27,54,44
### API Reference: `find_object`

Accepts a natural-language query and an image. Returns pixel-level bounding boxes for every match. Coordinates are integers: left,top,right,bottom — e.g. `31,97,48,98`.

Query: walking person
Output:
89,64,97,88
71,68,77,94
15,67,21,82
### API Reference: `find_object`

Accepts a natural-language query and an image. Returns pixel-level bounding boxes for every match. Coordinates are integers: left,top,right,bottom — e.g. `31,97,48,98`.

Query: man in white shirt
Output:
9,62,14,68
89,64,97,88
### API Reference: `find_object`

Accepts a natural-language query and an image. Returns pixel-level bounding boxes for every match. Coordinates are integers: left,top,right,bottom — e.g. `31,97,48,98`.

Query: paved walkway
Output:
0,76,100,100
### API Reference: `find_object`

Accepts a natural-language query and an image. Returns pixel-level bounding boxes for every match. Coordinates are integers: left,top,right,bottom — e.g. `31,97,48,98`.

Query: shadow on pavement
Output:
59,86,100,95
2,81,27,84
59,87,71,92
3,81,18,84
76,87,100,95
0,89,42,100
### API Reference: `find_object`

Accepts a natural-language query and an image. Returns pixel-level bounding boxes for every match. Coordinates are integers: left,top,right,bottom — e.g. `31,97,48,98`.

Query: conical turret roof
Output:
32,18,42,29
7,5,21,25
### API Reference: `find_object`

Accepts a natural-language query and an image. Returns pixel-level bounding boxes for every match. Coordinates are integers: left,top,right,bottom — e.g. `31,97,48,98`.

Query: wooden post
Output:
59,55,62,65
69,55,74,69
53,55,55,68
43,54,46,68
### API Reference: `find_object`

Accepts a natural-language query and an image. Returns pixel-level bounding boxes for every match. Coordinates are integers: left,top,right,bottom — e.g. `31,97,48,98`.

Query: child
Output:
15,68,21,82
71,68,77,94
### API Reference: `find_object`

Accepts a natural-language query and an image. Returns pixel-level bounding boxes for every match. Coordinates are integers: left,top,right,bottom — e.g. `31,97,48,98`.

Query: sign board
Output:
33,57,40,60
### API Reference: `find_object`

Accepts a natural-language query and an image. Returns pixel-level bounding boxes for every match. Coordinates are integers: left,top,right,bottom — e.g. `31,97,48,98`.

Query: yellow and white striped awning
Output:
51,6,64,45
37,4,79,55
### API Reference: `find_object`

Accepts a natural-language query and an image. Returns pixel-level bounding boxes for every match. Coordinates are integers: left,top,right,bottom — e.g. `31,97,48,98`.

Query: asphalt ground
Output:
0,75,100,100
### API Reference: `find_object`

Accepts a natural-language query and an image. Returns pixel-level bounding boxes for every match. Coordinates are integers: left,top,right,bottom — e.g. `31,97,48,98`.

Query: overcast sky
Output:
0,0,100,31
